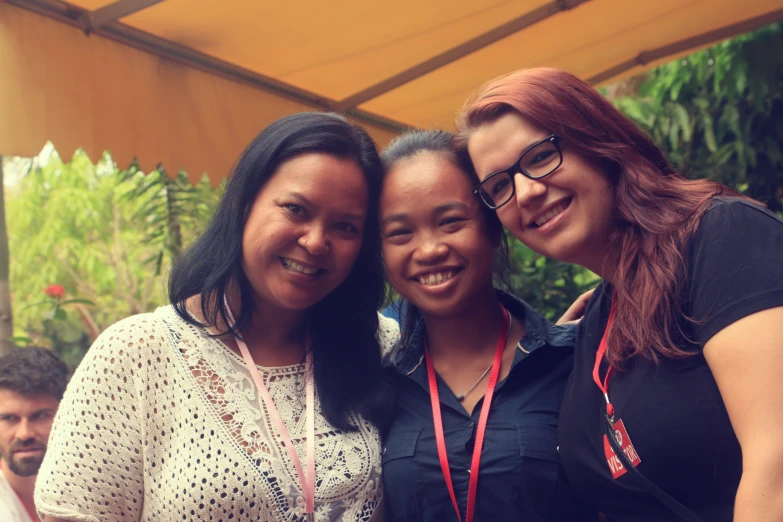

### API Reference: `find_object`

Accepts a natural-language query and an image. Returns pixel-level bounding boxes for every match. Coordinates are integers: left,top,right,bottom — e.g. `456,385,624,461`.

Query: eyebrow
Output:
287,192,364,223
381,212,407,227
381,201,470,227
487,136,549,176
0,408,55,417
434,202,470,214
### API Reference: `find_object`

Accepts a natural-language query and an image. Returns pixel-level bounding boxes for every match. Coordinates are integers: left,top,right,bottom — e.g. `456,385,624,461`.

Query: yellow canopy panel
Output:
2,0,782,183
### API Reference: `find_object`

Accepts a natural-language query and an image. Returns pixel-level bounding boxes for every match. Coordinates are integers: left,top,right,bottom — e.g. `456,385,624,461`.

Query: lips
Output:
280,257,324,276
410,267,463,286
12,443,45,455
530,197,572,228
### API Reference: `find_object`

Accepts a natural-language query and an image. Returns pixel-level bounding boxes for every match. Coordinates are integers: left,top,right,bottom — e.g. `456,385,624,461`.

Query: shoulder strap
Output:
603,414,704,522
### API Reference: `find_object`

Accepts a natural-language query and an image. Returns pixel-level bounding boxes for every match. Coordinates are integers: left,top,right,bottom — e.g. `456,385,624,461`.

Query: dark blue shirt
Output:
382,291,594,521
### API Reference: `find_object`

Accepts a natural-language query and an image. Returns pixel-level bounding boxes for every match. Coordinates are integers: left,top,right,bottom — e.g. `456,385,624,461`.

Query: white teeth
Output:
283,259,318,275
534,202,568,227
418,271,455,286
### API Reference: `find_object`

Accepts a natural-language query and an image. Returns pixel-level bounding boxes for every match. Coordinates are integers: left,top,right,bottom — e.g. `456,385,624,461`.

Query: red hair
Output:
456,67,755,368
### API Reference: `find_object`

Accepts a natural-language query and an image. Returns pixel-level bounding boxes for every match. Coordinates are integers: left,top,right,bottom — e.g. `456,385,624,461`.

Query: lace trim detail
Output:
159,307,383,519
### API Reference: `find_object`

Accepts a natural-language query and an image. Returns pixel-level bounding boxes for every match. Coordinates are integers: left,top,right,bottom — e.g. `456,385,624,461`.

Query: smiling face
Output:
0,389,58,477
241,152,369,313
468,111,617,274
380,152,497,317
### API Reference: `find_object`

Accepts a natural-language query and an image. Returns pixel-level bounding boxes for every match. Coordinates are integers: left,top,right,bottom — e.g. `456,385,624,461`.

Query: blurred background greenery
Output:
4,22,782,367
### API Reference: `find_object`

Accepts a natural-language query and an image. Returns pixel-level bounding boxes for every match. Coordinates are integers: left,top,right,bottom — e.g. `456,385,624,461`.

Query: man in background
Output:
0,348,69,521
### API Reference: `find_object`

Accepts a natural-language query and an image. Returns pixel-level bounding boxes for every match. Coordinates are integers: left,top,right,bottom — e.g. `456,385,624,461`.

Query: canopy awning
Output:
2,0,782,184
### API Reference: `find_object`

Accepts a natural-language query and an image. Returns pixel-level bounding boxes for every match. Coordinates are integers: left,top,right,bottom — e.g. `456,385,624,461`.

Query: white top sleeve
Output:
35,314,151,522
377,313,400,357
36,307,389,522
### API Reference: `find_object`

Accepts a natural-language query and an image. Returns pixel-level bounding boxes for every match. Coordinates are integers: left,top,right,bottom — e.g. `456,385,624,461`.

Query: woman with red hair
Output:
457,67,783,522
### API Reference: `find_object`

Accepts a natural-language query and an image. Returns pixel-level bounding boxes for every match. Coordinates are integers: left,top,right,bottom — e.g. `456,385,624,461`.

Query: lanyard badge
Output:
593,300,642,480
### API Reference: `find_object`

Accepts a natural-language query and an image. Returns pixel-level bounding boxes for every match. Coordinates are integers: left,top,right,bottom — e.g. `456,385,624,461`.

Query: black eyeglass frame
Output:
473,134,563,210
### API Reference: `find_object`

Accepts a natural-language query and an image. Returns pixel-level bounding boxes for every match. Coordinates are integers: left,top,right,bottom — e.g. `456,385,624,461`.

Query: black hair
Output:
0,347,69,400
169,112,392,432
380,129,511,345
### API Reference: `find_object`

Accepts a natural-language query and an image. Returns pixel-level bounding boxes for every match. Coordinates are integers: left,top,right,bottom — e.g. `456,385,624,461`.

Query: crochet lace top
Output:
35,305,400,522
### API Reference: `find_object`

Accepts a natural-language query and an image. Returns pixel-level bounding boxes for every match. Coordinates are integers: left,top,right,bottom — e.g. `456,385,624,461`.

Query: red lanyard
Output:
424,307,509,522
592,300,616,419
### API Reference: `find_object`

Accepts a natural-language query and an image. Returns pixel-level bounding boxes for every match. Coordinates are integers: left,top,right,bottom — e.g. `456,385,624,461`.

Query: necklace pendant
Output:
456,393,466,401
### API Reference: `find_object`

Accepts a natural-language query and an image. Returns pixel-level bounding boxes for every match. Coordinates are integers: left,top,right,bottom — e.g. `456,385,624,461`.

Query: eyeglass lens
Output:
478,139,560,208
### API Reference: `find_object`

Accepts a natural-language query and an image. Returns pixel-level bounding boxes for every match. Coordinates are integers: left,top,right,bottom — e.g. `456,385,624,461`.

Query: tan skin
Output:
45,149,589,522
44,152,370,522
469,111,783,522
0,389,59,522
380,152,526,415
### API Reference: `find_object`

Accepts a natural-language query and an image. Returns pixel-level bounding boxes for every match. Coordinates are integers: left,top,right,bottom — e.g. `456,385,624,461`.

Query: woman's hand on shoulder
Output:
704,306,783,522
557,288,596,326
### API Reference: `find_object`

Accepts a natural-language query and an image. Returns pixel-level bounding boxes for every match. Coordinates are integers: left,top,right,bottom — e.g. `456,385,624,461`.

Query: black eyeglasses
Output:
473,134,563,210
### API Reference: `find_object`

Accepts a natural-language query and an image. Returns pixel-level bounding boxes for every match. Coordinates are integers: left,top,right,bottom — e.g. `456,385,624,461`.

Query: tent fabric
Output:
2,0,783,184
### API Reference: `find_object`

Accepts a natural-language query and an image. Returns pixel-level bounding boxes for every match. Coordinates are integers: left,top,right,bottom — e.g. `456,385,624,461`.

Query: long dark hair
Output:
169,112,392,431
457,67,758,368
380,129,511,345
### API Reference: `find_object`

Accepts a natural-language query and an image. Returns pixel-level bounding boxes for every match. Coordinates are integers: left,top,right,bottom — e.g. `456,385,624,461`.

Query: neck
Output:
423,284,504,362
2,463,37,519
579,245,618,284
190,290,308,367
237,293,308,366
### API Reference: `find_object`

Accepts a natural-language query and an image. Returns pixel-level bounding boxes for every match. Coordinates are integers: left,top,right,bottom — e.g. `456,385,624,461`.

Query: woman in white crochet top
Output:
35,113,400,522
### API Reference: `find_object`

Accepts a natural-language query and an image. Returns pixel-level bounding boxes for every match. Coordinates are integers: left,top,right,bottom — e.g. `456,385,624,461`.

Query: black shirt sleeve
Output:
686,198,783,346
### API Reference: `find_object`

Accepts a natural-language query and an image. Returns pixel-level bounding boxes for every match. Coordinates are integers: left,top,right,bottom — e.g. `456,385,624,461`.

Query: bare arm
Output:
704,306,783,522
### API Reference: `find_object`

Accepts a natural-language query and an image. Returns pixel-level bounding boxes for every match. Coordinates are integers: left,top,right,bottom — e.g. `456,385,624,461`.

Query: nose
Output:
15,418,35,441
298,225,330,256
412,233,449,265
513,173,547,208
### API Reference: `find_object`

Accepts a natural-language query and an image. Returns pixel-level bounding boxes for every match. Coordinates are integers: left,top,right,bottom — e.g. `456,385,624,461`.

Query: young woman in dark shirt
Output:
378,130,593,522
457,67,783,522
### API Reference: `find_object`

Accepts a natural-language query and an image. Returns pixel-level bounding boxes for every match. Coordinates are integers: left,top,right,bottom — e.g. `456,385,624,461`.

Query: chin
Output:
417,297,470,319
271,290,324,311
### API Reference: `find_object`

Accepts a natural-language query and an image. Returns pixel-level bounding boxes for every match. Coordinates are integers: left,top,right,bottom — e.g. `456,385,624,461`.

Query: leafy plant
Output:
6,149,223,366
611,23,783,213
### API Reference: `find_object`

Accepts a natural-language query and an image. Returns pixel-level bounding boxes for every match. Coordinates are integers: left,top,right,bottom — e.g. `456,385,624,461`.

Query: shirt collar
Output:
389,289,576,377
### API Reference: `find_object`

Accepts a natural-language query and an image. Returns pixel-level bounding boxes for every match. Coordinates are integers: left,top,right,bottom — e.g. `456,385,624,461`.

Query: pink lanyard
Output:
224,303,316,521
424,307,509,522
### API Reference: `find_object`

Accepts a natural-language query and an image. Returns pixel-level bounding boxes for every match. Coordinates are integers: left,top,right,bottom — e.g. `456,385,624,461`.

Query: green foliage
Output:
513,24,783,320
8,24,783,350
7,150,222,367
118,164,222,274
612,23,783,212
507,234,599,322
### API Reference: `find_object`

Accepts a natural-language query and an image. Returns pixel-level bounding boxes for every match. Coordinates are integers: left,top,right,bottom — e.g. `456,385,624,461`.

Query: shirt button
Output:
382,447,386,455
467,469,471,475
467,422,474,429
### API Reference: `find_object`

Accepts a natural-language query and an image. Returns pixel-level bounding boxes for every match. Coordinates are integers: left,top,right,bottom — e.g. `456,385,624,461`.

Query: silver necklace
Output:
455,312,513,401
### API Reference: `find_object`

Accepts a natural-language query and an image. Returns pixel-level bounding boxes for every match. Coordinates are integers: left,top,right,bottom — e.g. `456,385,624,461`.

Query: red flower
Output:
44,284,65,299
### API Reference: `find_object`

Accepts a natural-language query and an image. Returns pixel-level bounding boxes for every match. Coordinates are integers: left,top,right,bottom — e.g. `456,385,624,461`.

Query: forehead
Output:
380,153,474,212
0,389,59,415
264,152,369,208
467,112,549,179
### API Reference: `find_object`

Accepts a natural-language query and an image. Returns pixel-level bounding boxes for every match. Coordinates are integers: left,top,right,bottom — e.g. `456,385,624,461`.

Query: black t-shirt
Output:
558,198,783,522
